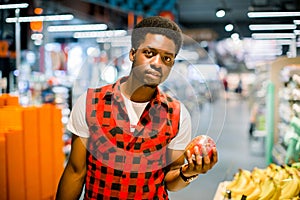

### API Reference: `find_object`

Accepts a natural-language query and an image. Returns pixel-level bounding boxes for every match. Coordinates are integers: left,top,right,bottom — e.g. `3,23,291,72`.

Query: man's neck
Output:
121,78,156,103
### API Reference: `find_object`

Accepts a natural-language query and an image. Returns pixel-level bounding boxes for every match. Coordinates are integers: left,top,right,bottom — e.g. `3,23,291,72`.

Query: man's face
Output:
129,33,177,88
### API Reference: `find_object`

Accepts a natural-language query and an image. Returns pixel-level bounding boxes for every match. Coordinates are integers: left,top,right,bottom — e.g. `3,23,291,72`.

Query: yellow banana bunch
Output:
279,177,299,199
244,182,261,200
223,163,300,200
252,167,267,183
265,163,280,177
225,169,256,198
225,171,241,190
286,165,300,179
270,181,281,200
258,176,278,200
273,167,290,181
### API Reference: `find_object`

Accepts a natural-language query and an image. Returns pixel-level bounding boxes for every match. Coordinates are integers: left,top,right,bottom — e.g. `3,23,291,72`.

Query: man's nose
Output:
150,54,163,66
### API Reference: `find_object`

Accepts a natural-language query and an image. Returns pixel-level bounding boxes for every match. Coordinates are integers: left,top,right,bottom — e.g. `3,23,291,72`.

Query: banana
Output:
238,177,257,197
223,164,300,200
225,171,241,191
273,166,290,181
266,163,280,177
279,177,300,199
258,176,276,200
252,167,267,183
226,169,256,198
270,183,281,200
245,182,261,200
286,165,300,179
292,162,300,169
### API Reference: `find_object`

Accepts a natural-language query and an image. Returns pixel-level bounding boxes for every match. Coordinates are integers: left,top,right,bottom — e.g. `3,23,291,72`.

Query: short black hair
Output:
131,16,183,55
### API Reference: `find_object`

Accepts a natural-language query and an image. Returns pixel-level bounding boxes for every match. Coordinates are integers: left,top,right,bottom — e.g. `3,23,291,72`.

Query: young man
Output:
56,16,218,200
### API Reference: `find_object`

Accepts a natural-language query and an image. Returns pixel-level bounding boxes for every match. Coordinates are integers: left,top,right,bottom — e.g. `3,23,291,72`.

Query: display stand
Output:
0,94,65,200
266,56,300,164
213,181,229,200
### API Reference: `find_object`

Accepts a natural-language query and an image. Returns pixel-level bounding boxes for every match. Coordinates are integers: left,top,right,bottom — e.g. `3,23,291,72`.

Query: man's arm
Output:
164,149,189,191
164,146,218,192
56,134,87,200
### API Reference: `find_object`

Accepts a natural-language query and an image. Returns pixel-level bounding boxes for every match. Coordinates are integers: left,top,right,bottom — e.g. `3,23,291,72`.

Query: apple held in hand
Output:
185,135,216,159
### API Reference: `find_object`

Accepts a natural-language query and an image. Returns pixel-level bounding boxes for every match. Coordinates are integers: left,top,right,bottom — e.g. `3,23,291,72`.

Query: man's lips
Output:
146,69,161,77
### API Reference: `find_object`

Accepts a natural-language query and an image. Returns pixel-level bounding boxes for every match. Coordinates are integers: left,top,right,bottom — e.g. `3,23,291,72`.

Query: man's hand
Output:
182,145,218,177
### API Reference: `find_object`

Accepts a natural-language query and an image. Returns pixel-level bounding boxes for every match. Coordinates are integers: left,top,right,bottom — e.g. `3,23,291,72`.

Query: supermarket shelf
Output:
272,143,287,165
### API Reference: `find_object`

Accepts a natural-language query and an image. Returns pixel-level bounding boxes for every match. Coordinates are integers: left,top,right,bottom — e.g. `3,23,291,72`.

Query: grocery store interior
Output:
1,0,300,199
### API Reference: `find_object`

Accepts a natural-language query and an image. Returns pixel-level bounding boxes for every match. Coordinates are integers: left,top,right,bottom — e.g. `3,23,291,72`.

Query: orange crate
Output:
52,106,65,192
0,133,7,200
23,107,41,200
6,95,19,106
38,104,55,199
0,106,23,131
5,129,26,200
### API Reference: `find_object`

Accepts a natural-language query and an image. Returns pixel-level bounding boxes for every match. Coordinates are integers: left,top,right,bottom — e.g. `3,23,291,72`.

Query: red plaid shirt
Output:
84,77,180,200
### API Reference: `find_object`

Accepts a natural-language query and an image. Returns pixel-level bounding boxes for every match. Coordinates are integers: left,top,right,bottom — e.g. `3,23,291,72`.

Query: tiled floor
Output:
169,97,267,200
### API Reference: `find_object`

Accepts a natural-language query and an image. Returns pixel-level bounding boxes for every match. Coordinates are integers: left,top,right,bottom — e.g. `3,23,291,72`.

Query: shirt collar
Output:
100,76,170,107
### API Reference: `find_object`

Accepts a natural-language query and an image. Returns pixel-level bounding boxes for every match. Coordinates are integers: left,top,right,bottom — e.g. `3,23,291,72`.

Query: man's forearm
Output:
164,166,191,192
55,166,86,200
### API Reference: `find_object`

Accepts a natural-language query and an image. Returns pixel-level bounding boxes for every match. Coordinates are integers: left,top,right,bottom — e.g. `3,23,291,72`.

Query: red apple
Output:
185,135,216,159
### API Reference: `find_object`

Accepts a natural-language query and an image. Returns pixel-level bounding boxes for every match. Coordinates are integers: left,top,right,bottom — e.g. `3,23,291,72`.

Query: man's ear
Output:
129,48,136,61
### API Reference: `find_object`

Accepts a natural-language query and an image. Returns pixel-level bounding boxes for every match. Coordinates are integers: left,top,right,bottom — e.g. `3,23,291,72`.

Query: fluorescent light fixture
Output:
74,30,127,38
248,50,282,56
31,33,43,40
252,33,296,39
252,39,293,46
249,24,297,31
47,24,108,32
6,14,74,23
111,41,131,47
96,36,131,43
0,3,28,9
276,39,293,45
248,11,300,18
294,30,300,35
294,20,300,25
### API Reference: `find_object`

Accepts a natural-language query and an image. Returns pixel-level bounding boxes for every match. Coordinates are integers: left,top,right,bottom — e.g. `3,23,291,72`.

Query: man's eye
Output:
144,50,154,57
164,56,174,63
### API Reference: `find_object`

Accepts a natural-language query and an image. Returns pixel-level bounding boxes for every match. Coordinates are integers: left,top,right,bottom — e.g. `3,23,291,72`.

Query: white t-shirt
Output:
67,91,192,150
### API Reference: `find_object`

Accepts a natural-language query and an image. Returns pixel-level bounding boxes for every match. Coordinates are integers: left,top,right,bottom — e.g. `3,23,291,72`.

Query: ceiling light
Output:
248,50,282,56
225,24,234,32
6,14,74,23
96,36,131,43
249,24,297,31
252,33,296,39
0,3,28,9
248,11,300,18
216,9,226,18
294,20,300,25
73,30,127,38
231,33,240,40
47,24,108,32
294,30,300,35
276,39,294,45
31,33,43,40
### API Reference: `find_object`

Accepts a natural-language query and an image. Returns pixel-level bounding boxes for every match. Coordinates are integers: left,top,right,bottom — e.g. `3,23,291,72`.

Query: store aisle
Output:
169,98,268,200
